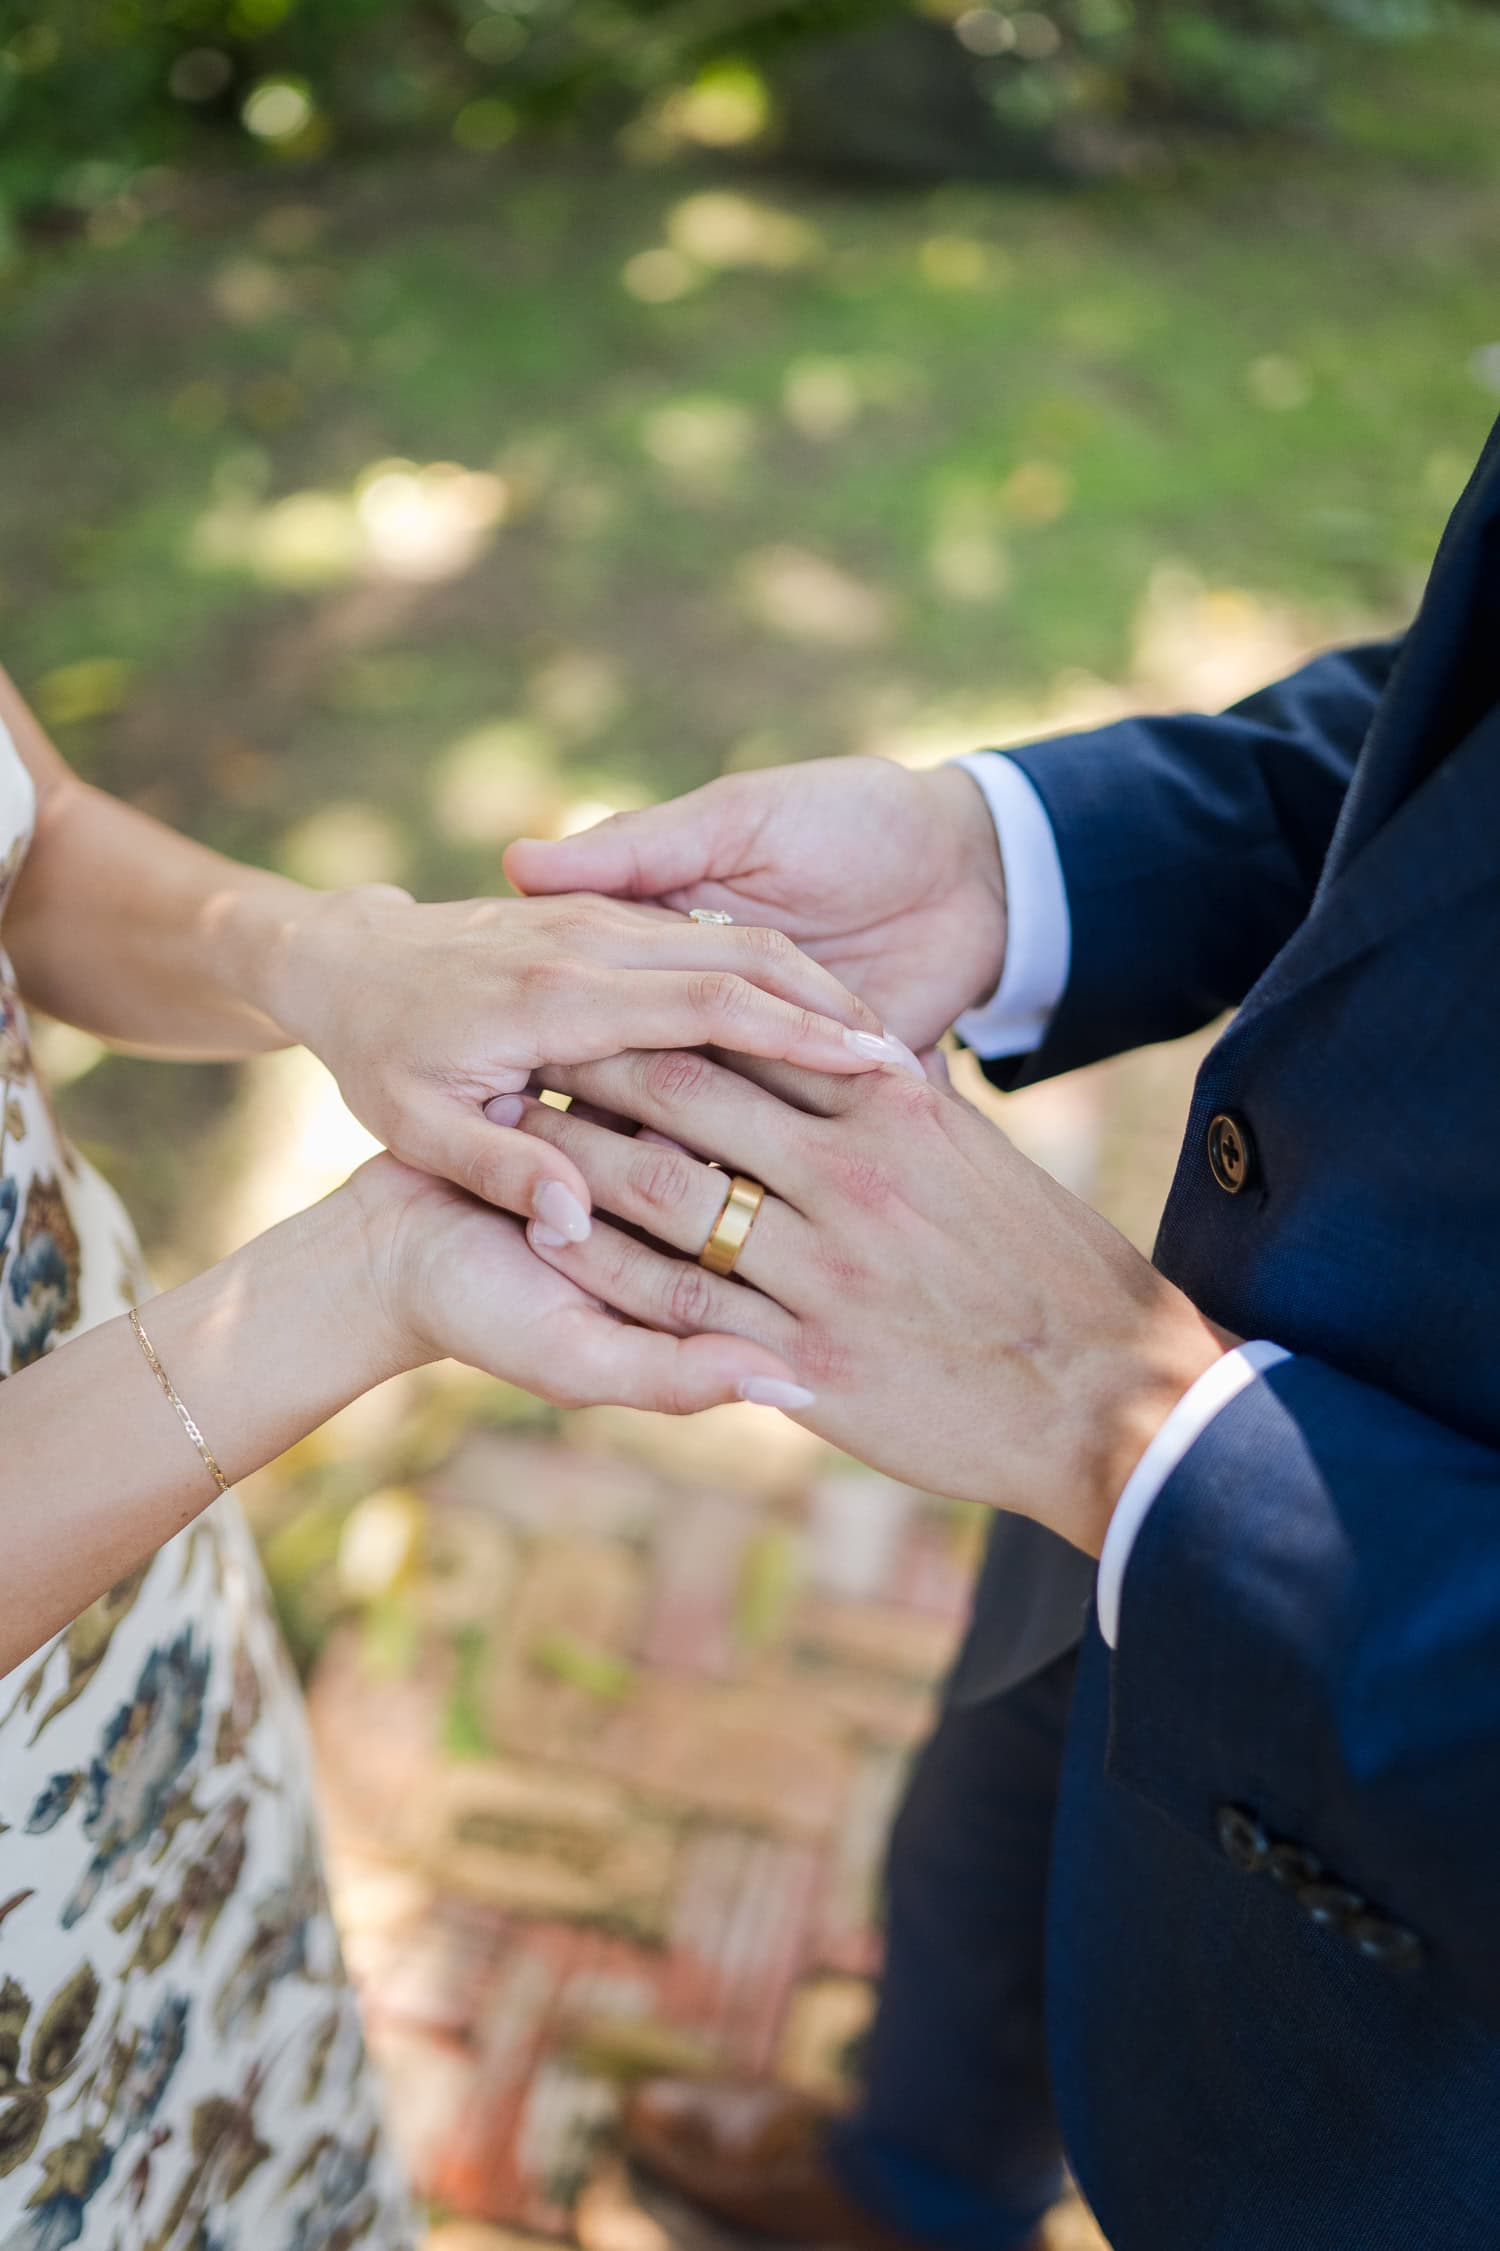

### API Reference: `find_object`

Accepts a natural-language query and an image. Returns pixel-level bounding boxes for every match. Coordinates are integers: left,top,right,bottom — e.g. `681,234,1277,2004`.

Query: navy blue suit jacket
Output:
965,414,1500,2245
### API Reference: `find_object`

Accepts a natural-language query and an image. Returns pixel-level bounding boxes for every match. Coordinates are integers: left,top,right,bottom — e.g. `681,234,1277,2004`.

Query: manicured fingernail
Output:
530,1222,569,1249
737,1378,817,1412
485,1092,526,1127
844,1029,927,1080
533,1180,591,1242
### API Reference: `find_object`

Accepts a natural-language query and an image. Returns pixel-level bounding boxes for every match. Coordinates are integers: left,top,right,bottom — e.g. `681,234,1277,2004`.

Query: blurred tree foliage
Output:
0,0,1470,241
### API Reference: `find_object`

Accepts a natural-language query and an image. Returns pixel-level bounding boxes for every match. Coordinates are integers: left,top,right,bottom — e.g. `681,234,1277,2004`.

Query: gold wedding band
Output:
699,1174,765,1276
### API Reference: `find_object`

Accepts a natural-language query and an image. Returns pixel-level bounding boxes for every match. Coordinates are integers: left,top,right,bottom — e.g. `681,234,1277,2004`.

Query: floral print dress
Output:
0,722,415,2251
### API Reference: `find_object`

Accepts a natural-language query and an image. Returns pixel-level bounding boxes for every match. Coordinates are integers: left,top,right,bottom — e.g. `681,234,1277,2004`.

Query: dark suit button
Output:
1216,1804,1269,1872
1207,1112,1256,1194
1266,1843,1323,1890
1298,1881,1365,1930
1349,1914,1424,1973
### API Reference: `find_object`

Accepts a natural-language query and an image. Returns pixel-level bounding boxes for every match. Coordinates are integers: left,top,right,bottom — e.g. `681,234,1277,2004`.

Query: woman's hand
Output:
345,1151,810,1415
505,1054,1234,1553
505,758,1010,1052
267,886,921,1238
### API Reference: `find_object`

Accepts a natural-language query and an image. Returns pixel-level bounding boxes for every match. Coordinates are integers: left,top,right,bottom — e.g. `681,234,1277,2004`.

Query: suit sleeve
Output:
1107,1352,1500,2024
982,636,1402,1090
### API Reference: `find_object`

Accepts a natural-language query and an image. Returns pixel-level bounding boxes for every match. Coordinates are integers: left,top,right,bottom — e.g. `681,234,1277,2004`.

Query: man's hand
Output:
504,758,1009,1050
504,1052,1236,1554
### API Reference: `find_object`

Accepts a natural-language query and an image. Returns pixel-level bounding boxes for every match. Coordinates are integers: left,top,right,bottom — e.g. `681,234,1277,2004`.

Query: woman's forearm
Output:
0,1180,409,1675
1,665,330,1054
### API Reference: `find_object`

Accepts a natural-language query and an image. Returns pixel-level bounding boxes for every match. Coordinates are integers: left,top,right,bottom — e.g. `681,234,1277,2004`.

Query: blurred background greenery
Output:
2,0,1499,1662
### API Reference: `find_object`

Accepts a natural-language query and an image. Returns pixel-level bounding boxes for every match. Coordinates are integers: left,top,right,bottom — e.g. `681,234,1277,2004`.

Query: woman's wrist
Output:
218,877,414,1057
142,1169,430,1486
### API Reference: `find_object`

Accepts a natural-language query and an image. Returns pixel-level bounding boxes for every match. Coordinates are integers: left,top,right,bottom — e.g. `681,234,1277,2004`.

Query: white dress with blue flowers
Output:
0,723,415,2249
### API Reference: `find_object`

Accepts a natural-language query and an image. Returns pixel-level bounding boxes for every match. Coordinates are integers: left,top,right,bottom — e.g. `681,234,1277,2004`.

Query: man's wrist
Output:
1077,1310,1241,1559
926,763,1009,1014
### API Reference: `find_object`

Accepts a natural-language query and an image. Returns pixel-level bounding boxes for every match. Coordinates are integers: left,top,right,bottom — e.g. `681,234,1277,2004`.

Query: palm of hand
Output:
647,761,1002,1048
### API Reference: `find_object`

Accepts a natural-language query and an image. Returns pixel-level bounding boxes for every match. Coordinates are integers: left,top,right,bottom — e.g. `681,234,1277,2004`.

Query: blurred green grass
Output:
3,15,1498,1250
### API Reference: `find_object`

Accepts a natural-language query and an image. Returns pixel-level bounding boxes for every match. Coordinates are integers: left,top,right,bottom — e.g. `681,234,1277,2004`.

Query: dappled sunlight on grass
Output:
737,545,895,647
191,459,511,591
640,397,757,489
279,799,409,889
666,190,818,272
433,720,564,846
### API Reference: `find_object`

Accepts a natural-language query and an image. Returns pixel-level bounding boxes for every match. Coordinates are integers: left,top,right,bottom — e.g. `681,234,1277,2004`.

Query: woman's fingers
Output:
534,1049,820,1201
417,1097,595,1234
558,1309,814,1419
528,1213,799,1360
515,1099,806,1299
632,919,883,1038
590,968,918,1082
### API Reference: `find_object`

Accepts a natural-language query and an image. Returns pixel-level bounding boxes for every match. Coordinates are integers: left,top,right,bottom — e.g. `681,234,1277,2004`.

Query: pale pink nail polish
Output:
533,1180,590,1242
737,1378,817,1411
530,1222,569,1249
844,1029,927,1080
485,1092,525,1127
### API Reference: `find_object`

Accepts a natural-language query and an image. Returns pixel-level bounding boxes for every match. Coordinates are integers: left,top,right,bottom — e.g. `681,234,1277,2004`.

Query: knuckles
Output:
640,1048,714,1110
822,1148,901,1215
687,969,752,1026
664,1260,715,1331
737,922,795,971
630,1143,695,1218
793,1323,852,1390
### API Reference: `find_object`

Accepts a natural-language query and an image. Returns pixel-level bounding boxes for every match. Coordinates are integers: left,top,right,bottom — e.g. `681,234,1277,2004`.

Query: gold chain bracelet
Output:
129,1307,232,1497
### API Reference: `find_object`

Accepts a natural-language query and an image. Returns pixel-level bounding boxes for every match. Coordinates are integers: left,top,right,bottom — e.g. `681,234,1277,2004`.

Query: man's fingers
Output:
516,1099,808,1299
504,780,743,901
415,1101,594,1234
559,1311,813,1419
535,1049,818,1201
699,1048,870,1119
528,1213,797,1356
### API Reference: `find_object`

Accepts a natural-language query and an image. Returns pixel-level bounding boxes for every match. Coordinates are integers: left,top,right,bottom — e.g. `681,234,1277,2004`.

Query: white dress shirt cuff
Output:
1096,1339,1293,1648
951,753,1072,1060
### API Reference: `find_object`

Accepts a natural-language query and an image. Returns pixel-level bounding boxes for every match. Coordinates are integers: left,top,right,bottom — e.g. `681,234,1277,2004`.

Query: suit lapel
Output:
1235,693,1500,1033
1317,411,1500,894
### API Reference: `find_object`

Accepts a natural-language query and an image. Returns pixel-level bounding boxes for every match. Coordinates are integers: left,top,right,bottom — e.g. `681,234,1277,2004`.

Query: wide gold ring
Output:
699,1174,765,1277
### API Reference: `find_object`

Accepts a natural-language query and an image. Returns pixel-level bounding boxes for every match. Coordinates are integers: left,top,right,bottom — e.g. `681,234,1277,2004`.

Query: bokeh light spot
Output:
657,63,770,150
919,235,993,291
280,802,407,891
641,397,755,482
621,248,699,304
956,9,1018,56
738,547,893,647
453,98,517,153
782,359,862,442
242,78,315,143
34,657,133,728
999,459,1073,525
433,722,561,846
1247,354,1311,410
667,192,815,272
